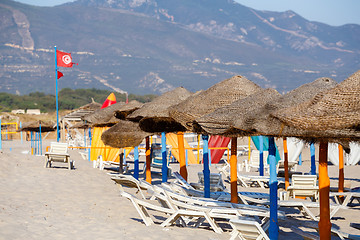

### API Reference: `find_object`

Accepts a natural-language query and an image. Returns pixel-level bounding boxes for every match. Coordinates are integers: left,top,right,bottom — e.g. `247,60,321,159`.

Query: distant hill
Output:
0,0,359,95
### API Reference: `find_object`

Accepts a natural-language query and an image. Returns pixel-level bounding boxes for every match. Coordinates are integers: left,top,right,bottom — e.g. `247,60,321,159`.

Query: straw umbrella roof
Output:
69,121,89,129
169,75,262,131
114,100,143,120
274,70,360,131
195,88,281,136
231,77,339,138
17,120,55,132
78,101,102,111
101,120,150,148
127,87,193,123
82,102,125,126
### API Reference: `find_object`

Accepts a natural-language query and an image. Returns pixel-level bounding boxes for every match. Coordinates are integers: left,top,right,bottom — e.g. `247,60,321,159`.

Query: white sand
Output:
1,139,360,240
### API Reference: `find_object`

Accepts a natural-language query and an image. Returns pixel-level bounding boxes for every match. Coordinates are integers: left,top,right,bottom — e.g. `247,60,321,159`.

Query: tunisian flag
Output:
57,50,73,67
57,71,64,79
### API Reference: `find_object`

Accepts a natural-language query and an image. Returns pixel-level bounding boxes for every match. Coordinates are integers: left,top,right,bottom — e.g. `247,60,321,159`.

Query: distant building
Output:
26,109,41,115
11,109,25,114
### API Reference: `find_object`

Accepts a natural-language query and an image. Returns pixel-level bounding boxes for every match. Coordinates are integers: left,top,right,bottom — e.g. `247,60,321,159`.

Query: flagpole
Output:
55,46,59,142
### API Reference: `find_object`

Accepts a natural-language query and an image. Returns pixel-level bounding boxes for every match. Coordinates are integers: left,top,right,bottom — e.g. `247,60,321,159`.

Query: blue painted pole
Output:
161,132,167,183
39,123,42,155
310,143,316,175
134,146,139,180
299,153,302,165
55,46,60,142
202,135,210,198
30,131,33,152
35,132,37,155
20,122,23,145
185,149,188,166
88,128,91,162
0,118,2,150
259,135,264,176
209,149,212,166
269,137,279,240
84,128,86,147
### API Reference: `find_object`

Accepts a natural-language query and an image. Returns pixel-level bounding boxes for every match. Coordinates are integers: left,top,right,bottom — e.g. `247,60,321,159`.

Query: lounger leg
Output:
202,213,223,234
68,157,72,170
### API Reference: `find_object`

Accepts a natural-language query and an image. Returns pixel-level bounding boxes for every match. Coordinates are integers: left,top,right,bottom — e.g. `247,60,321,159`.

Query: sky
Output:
14,0,360,26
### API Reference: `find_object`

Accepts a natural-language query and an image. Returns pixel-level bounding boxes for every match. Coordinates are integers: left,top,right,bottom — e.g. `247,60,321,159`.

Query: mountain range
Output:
1,0,359,96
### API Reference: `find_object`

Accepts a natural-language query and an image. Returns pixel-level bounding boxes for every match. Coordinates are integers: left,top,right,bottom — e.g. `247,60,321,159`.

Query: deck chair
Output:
111,174,151,199
330,191,360,206
244,150,269,173
286,174,318,201
190,172,226,192
44,142,73,170
229,216,270,240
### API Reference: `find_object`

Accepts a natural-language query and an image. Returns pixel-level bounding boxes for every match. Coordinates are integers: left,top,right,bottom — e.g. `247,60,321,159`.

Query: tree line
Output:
0,88,157,113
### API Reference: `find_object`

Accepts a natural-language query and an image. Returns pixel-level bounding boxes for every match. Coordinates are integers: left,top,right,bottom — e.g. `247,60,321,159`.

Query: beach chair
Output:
229,216,270,240
244,150,269,173
286,174,319,201
330,191,360,206
111,174,151,199
44,142,73,170
190,172,226,192
143,143,172,176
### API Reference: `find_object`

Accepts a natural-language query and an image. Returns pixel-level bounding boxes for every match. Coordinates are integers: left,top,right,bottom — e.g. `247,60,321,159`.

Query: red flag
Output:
57,50,73,67
57,71,64,79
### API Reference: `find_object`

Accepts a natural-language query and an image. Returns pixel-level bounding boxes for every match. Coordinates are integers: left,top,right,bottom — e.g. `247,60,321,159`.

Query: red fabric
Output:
209,135,231,164
57,50,73,67
57,71,63,79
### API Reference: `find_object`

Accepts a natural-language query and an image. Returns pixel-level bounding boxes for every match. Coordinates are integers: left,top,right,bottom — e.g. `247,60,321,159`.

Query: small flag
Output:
57,50,73,68
57,71,64,79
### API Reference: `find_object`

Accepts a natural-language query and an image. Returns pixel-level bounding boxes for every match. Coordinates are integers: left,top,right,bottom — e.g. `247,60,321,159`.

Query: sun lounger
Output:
44,142,73,170
229,216,270,240
190,172,226,192
286,174,318,201
111,174,151,199
244,150,270,173
330,191,360,206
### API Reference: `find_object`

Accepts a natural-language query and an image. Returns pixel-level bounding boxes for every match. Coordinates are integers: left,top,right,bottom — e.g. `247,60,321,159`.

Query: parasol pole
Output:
259,135,264,176
178,132,188,181
230,137,238,203
269,137,279,239
161,132,168,183
318,141,331,239
145,136,152,183
202,134,210,198
134,146,139,180
310,142,316,175
338,144,344,201
283,137,289,190
0,118,2,150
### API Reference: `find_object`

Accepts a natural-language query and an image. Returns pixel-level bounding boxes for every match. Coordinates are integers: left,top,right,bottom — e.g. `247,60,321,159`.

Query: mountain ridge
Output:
0,0,359,95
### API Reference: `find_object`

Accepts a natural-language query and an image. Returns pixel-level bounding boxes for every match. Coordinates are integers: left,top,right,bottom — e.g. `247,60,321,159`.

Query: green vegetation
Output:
0,88,157,113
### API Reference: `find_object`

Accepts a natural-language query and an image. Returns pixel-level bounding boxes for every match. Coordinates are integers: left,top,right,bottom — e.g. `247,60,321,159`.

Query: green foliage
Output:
0,89,157,113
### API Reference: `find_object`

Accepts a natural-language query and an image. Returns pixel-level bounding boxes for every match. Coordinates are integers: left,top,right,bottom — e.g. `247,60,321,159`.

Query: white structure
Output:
26,109,41,115
11,109,25,114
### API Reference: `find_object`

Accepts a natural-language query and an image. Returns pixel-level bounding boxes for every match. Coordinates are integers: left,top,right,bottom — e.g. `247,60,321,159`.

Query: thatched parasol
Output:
127,87,193,123
195,88,281,136
114,100,143,120
274,70,360,131
17,120,55,132
82,102,125,126
169,75,262,131
78,101,102,111
133,88,193,133
232,77,341,139
101,120,150,148
69,121,90,129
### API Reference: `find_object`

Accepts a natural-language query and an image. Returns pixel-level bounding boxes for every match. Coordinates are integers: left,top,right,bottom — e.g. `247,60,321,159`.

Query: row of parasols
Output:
19,69,360,239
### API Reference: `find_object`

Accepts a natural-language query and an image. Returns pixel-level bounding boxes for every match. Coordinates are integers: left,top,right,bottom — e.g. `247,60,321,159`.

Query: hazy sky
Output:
14,0,360,26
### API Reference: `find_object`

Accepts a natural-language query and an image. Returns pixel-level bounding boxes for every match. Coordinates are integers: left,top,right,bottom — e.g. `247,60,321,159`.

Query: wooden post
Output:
145,136,152,183
177,132,187,181
318,141,331,240
161,132,168,183
248,136,251,162
202,134,210,198
119,151,124,174
134,146,139,180
338,144,344,201
283,138,289,190
230,137,238,203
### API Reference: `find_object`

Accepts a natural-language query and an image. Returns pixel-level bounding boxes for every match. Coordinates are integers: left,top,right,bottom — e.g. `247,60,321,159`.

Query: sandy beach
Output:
1,139,360,239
